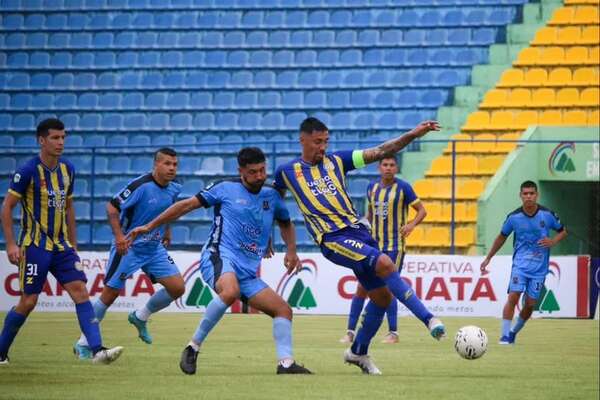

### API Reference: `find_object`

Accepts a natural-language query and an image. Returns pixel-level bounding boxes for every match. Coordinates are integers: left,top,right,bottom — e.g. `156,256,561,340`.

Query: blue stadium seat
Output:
10,94,31,110
239,112,261,129
178,158,201,174
74,201,91,220
152,134,174,146
74,73,95,89
54,94,76,109
93,224,113,245
448,29,470,45
171,225,190,244
78,93,99,109
124,113,146,130
93,156,109,174
108,156,130,173
100,113,123,130
71,33,92,48
148,113,169,129
0,157,17,172
262,112,284,130
121,93,142,109
53,73,73,88
198,156,224,175
180,179,205,197
131,156,153,173
109,178,130,195
146,93,166,109
190,224,212,244
175,134,196,146
193,113,215,130
171,113,192,129
472,28,497,45
0,135,15,147
107,135,128,147
12,114,34,130
29,73,49,89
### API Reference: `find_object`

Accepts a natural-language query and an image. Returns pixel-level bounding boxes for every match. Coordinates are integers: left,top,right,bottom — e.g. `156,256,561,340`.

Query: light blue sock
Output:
192,296,228,345
501,319,511,337
510,316,527,334
145,288,174,313
272,317,293,360
93,299,109,322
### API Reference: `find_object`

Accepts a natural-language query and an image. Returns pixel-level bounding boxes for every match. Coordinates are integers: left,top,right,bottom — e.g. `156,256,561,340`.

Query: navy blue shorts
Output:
20,244,85,295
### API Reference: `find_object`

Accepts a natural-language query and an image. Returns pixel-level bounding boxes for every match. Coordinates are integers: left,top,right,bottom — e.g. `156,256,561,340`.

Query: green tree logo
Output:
287,279,317,309
185,278,214,307
533,285,560,313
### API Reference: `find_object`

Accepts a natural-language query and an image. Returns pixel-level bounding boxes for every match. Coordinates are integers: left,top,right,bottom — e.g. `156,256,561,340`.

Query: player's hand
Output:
162,235,171,248
126,225,149,246
264,238,274,259
115,234,129,255
538,237,555,248
480,258,490,275
6,243,22,266
284,251,301,275
400,223,415,238
412,120,441,138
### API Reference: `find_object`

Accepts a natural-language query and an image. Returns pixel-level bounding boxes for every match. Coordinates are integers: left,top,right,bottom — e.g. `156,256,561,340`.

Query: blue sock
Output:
347,296,366,331
192,296,228,345
272,317,293,360
386,299,398,332
145,288,174,313
76,301,102,353
93,299,109,322
510,316,526,334
501,319,511,337
351,302,386,356
383,273,433,326
0,308,27,358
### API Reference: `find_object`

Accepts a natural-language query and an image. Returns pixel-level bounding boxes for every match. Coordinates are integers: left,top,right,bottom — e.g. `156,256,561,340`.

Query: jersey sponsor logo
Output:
236,198,248,205
13,173,21,183
372,200,389,217
242,223,261,239
307,175,338,197
276,259,318,310
239,241,260,256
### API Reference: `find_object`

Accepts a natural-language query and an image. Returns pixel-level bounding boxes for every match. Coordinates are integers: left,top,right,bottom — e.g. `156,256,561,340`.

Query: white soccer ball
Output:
454,325,488,360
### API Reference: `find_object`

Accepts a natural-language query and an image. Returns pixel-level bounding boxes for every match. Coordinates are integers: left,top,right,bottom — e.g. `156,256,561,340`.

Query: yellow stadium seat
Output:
462,111,489,131
508,88,531,107
405,226,424,247
564,46,588,64
433,179,452,199
556,87,580,106
444,134,472,154
481,89,508,108
566,0,600,4
563,110,588,125
549,7,574,25
588,46,599,65
580,87,599,106
496,133,520,153
557,26,582,44
547,67,572,86
523,68,548,87
580,26,600,44
531,27,557,45
514,47,539,66
490,111,514,130
426,157,452,176
457,179,485,200
589,109,600,124
539,110,563,125
497,68,524,88
424,202,443,222
531,88,556,107
479,155,505,175
439,202,452,222
471,133,496,153
455,227,475,247
540,46,565,65
413,180,435,199
514,110,539,129
571,67,596,85
466,202,478,222
454,202,469,222
573,6,600,24
456,156,478,176
424,227,450,247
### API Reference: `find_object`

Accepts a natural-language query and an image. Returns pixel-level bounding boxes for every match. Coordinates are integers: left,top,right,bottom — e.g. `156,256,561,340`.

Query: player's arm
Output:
480,234,508,275
162,225,172,248
1,193,21,265
106,201,129,255
127,197,201,243
538,227,567,248
277,219,301,275
400,201,427,238
65,197,77,251
362,121,440,164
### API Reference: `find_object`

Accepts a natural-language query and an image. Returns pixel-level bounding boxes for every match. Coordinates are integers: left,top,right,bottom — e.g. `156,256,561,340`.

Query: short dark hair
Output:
36,118,64,138
238,147,266,167
300,117,328,134
154,147,177,161
520,180,537,191
379,154,398,165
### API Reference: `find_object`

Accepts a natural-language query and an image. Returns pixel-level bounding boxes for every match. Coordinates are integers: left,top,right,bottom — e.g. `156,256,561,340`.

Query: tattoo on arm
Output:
363,131,417,164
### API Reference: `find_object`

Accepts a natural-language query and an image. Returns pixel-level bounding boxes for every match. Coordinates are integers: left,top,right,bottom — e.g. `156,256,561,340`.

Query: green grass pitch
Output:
0,312,597,400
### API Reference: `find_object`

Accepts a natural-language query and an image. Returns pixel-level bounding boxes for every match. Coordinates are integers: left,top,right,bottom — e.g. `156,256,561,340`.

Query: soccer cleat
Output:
128,311,153,344
180,345,199,375
92,346,124,364
381,331,399,344
343,348,382,375
428,317,446,340
0,355,9,365
499,332,516,345
339,330,355,344
73,342,93,360
276,361,313,374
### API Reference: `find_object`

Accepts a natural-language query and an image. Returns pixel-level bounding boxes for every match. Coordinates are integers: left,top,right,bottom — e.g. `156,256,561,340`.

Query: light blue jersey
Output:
501,205,564,278
195,179,290,276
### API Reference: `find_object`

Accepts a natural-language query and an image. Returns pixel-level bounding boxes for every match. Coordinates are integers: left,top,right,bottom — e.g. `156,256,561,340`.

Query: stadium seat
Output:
405,226,425,247
171,226,190,244
563,110,588,125
423,227,450,247
93,224,113,245
455,227,475,247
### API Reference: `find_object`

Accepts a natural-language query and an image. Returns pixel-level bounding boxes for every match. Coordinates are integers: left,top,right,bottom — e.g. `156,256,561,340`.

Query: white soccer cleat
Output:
92,346,124,365
339,330,355,344
428,318,446,340
0,356,9,365
343,348,382,375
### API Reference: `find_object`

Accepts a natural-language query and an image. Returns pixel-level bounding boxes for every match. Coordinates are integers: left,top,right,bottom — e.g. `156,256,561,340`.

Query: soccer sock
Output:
386,299,398,332
501,319,511,337
136,288,174,321
351,301,386,356
75,301,102,353
272,317,293,361
510,316,526,334
383,273,433,326
191,296,228,345
0,308,27,358
347,295,366,331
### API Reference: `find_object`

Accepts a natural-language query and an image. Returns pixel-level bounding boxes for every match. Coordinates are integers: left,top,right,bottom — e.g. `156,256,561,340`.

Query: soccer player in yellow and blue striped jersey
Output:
274,117,444,374
0,118,122,365
341,156,427,345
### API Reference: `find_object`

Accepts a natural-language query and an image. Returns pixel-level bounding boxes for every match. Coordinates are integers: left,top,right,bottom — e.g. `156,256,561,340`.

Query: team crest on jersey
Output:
540,221,545,228
295,170,303,178
324,160,335,171
13,173,21,183
263,200,270,210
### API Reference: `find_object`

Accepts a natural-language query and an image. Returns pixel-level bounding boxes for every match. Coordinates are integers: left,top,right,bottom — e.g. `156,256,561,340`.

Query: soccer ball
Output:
454,326,488,360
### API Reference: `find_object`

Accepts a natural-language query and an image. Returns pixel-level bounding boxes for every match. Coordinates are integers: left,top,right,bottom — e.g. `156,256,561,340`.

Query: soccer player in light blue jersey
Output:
274,117,445,375
128,147,312,375
74,148,184,358
480,180,567,345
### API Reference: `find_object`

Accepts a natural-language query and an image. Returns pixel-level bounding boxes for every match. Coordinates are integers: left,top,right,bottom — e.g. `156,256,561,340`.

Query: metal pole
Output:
89,148,95,246
450,140,456,255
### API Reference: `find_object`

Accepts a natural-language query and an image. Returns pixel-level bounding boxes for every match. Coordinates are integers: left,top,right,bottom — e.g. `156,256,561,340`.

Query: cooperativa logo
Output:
276,259,318,309
175,261,214,309
548,142,576,175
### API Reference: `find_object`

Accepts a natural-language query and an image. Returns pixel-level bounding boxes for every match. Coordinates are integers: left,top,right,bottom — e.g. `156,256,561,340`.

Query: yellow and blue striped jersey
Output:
273,150,365,244
367,178,419,253
8,156,75,251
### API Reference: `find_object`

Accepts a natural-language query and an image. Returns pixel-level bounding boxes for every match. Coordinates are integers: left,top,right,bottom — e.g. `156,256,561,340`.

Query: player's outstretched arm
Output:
362,121,440,164
127,197,202,243
1,193,21,265
277,219,301,275
480,234,508,275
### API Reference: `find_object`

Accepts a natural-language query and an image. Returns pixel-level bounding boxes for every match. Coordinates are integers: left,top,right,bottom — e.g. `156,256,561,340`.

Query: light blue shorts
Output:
508,270,546,300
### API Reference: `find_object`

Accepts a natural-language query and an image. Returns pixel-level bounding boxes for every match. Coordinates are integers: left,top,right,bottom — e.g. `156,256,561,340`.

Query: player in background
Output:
273,117,444,375
480,181,567,345
0,118,123,365
73,148,184,358
128,147,312,375
340,155,427,345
